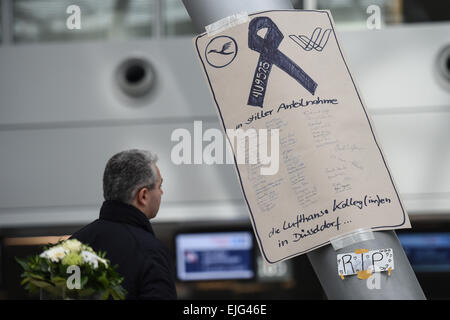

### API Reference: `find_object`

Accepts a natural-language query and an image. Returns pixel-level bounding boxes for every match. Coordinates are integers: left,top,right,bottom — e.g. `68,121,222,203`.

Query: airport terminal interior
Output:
1,0,450,300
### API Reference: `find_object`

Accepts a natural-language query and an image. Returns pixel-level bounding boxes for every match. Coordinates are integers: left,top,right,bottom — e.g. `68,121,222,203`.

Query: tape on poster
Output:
205,12,249,36
329,228,375,251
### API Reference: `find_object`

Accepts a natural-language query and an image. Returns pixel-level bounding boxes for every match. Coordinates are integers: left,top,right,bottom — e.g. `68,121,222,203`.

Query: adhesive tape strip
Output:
329,228,375,251
205,11,249,36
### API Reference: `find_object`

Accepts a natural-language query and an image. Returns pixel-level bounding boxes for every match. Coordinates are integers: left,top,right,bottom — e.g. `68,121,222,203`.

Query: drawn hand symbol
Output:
289,27,332,52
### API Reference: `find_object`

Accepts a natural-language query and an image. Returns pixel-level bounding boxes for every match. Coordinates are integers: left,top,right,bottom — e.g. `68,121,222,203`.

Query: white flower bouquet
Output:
16,239,126,300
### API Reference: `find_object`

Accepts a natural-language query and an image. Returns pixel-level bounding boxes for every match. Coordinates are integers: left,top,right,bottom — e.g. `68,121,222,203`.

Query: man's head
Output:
103,149,163,219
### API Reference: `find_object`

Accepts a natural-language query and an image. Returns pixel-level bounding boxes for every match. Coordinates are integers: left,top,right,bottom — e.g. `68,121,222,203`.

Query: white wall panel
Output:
0,121,243,208
340,23,450,111
371,112,450,213
0,38,216,126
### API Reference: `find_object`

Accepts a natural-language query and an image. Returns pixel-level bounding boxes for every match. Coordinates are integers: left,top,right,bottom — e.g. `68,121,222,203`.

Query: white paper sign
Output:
194,10,410,264
337,248,394,276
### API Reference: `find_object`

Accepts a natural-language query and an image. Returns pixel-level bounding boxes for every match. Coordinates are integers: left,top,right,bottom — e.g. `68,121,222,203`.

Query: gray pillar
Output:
182,0,426,300
308,231,425,299
1,0,13,45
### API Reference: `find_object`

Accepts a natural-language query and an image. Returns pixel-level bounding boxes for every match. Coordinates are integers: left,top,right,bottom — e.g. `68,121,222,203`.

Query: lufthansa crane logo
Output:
205,35,238,68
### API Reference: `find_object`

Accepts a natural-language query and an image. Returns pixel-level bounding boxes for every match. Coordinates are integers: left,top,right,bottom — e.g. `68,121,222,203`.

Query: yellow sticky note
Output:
357,269,372,280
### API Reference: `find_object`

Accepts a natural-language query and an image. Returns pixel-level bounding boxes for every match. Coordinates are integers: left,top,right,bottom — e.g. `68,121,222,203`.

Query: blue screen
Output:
398,233,450,272
175,231,254,281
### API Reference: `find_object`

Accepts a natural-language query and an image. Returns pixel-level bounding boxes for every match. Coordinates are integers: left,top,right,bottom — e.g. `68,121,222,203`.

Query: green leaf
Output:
101,290,110,300
15,257,30,271
81,275,89,288
26,273,46,281
51,276,66,287
98,272,108,288
40,260,50,273
78,288,96,297
29,278,54,289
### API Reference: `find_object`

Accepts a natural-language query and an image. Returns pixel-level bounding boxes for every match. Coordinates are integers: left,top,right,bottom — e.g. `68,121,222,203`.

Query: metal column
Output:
308,231,425,299
1,0,13,45
182,0,426,300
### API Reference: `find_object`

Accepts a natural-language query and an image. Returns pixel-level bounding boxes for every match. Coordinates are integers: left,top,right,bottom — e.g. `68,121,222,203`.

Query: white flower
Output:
81,250,105,269
97,257,108,268
81,250,109,269
40,246,68,263
82,245,94,253
61,239,82,253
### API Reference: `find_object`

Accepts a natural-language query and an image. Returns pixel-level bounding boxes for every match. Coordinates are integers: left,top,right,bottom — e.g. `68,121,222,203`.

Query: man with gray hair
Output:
71,149,177,299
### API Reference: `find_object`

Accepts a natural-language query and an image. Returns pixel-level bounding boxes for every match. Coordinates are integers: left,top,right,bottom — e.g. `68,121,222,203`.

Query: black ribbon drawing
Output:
247,17,317,108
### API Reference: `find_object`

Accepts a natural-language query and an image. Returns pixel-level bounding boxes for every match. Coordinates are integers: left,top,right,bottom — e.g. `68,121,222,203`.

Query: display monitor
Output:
398,232,450,272
175,231,255,281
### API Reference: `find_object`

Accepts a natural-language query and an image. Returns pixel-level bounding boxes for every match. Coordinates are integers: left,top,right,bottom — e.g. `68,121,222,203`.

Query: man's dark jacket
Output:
71,200,177,299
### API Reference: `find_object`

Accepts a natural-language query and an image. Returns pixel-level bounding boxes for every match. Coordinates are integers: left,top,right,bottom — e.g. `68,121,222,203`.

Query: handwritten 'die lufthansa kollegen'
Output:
194,10,410,263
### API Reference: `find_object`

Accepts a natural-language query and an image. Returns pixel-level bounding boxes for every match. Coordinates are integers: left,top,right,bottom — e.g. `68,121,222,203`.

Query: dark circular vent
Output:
446,55,450,74
435,45,450,91
125,64,146,84
116,57,156,98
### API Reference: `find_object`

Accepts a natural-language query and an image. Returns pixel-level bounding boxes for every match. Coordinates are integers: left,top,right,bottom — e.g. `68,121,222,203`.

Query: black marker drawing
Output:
247,16,317,108
289,27,332,52
205,36,238,69
208,41,234,55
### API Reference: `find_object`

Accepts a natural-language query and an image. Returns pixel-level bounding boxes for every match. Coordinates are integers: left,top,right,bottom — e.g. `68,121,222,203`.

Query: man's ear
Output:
136,187,148,206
